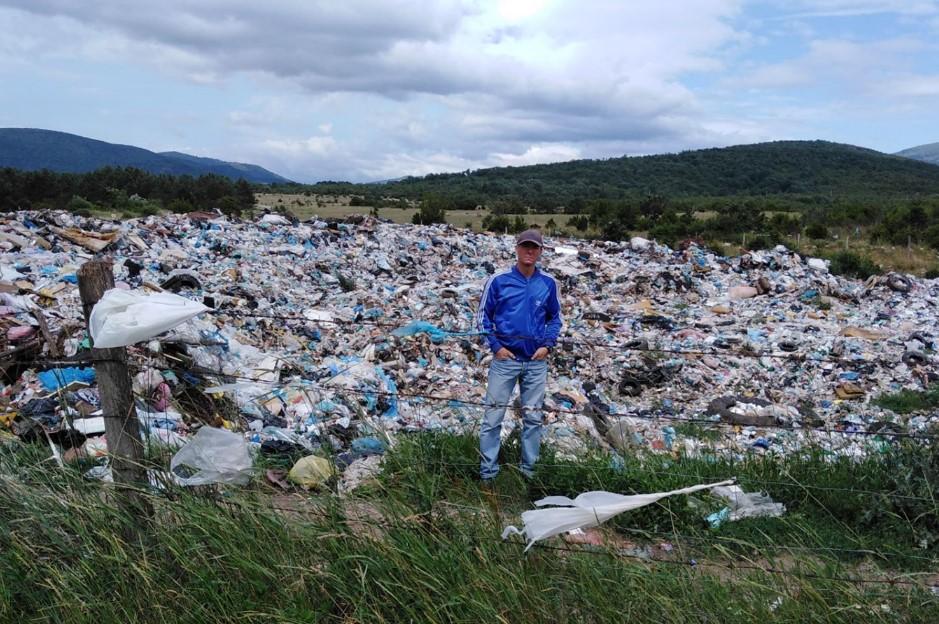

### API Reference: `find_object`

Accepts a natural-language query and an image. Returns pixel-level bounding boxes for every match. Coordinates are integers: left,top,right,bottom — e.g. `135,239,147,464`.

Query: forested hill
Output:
303,140,939,206
0,128,290,184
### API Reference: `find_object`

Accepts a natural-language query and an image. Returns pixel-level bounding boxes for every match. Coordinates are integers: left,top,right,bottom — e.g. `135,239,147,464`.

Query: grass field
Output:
2,432,937,622
256,192,568,233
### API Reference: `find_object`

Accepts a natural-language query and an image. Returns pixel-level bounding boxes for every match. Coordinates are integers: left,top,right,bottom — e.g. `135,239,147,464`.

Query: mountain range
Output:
895,142,939,166
2,128,938,195
0,128,290,184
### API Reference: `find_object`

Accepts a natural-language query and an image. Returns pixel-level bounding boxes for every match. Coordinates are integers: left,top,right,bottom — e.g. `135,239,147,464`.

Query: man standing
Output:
476,229,562,483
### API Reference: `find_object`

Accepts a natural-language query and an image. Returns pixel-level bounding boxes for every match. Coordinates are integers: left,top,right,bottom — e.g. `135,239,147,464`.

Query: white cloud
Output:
263,135,337,157
882,75,939,96
492,143,582,166
777,0,939,18
728,37,933,93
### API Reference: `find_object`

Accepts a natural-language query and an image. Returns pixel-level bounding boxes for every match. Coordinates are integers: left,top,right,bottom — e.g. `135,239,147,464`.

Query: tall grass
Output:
1,435,937,623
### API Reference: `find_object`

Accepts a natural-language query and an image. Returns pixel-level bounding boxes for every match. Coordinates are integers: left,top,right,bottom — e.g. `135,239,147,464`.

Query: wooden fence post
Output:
77,261,148,495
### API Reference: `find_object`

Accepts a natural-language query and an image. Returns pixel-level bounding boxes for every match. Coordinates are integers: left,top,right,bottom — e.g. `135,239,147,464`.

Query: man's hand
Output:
532,347,549,360
495,347,516,360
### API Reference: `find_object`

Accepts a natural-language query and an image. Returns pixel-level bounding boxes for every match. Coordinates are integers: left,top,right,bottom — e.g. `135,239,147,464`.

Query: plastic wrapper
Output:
288,455,333,488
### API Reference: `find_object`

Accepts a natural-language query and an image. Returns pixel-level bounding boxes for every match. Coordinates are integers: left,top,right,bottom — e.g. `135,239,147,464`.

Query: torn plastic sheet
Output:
502,479,735,552
170,426,253,486
90,288,209,348
392,320,450,343
392,320,480,344
706,484,786,528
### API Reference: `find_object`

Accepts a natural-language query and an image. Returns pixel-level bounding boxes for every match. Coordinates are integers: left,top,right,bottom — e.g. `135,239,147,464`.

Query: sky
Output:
1,0,938,183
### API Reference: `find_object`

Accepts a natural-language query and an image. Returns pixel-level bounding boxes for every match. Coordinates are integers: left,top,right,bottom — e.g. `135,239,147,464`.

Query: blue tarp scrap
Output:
392,321,449,343
351,437,386,455
392,320,482,344
374,366,399,419
38,367,96,391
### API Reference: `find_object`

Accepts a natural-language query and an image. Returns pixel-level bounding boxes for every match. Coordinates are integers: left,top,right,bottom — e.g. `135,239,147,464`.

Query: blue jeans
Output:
479,358,547,480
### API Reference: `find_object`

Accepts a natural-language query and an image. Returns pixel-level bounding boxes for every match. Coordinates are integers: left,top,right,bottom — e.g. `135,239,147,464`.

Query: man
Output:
476,228,562,483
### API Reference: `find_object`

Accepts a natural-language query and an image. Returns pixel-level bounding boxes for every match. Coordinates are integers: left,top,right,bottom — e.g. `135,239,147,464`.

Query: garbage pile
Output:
2,210,938,487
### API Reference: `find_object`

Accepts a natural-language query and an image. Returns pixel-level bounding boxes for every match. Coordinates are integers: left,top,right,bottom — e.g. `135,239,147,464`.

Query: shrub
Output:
805,222,828,239
166,199,193,214
481,214,509,232
826,251,881,279
567,215,589,231
67,195,96,215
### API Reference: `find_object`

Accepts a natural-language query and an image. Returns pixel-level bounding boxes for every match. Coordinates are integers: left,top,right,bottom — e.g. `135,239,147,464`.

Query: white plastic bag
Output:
170,427,253,486
711,484,786,521
502,479,735,551
90,288,209,348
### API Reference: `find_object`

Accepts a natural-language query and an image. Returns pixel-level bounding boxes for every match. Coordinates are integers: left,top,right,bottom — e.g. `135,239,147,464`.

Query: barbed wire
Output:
162,364,939,441
211,308,887,367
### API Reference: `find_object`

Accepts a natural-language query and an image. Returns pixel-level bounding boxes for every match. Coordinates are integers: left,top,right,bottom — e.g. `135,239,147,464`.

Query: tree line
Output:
0,167,256,216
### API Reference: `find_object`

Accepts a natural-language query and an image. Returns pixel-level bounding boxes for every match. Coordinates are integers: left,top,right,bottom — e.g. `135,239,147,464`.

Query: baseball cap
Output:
516,229,543,247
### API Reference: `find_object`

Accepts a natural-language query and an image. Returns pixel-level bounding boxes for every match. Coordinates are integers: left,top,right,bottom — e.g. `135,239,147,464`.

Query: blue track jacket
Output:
476,266,563,360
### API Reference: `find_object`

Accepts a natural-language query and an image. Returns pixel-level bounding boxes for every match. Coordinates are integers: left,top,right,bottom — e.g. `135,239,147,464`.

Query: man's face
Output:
516,241,542,267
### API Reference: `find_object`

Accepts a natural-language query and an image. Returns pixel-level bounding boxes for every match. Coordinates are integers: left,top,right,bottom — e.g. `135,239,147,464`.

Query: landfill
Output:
2,209,938,487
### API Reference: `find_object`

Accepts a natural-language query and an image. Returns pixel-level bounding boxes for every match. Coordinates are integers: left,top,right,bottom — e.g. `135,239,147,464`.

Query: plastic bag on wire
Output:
502,479,735,552
89,288,209,348
170,427,253,486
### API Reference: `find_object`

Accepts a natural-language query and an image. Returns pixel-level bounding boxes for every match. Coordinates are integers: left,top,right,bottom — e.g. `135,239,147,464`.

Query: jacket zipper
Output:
526,274,532,357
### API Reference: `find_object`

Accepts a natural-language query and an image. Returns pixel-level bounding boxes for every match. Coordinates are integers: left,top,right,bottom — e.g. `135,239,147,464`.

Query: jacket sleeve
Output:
543,277,562,348
477,276,502,353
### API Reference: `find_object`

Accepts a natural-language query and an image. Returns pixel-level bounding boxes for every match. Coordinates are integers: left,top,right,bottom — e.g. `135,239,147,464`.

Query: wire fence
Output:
211,307,888,367
149,364,939,442
213,496,937,590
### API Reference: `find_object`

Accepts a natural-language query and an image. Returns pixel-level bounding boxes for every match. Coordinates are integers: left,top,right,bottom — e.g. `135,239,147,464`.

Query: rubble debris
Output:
47,226,121,252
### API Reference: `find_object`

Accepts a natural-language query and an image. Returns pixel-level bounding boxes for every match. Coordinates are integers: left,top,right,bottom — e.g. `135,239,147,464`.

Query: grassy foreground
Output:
1,433,937,623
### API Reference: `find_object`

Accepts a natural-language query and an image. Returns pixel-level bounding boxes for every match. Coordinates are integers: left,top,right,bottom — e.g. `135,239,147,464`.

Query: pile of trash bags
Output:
2,209,938,489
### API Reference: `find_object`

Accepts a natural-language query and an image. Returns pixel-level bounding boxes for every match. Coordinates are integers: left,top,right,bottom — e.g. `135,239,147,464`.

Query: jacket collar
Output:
512,265,539,280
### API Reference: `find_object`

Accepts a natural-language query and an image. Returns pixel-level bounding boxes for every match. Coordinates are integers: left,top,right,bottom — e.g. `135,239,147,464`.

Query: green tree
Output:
217,195,242,217
235,179,255,211
412,193,448,225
